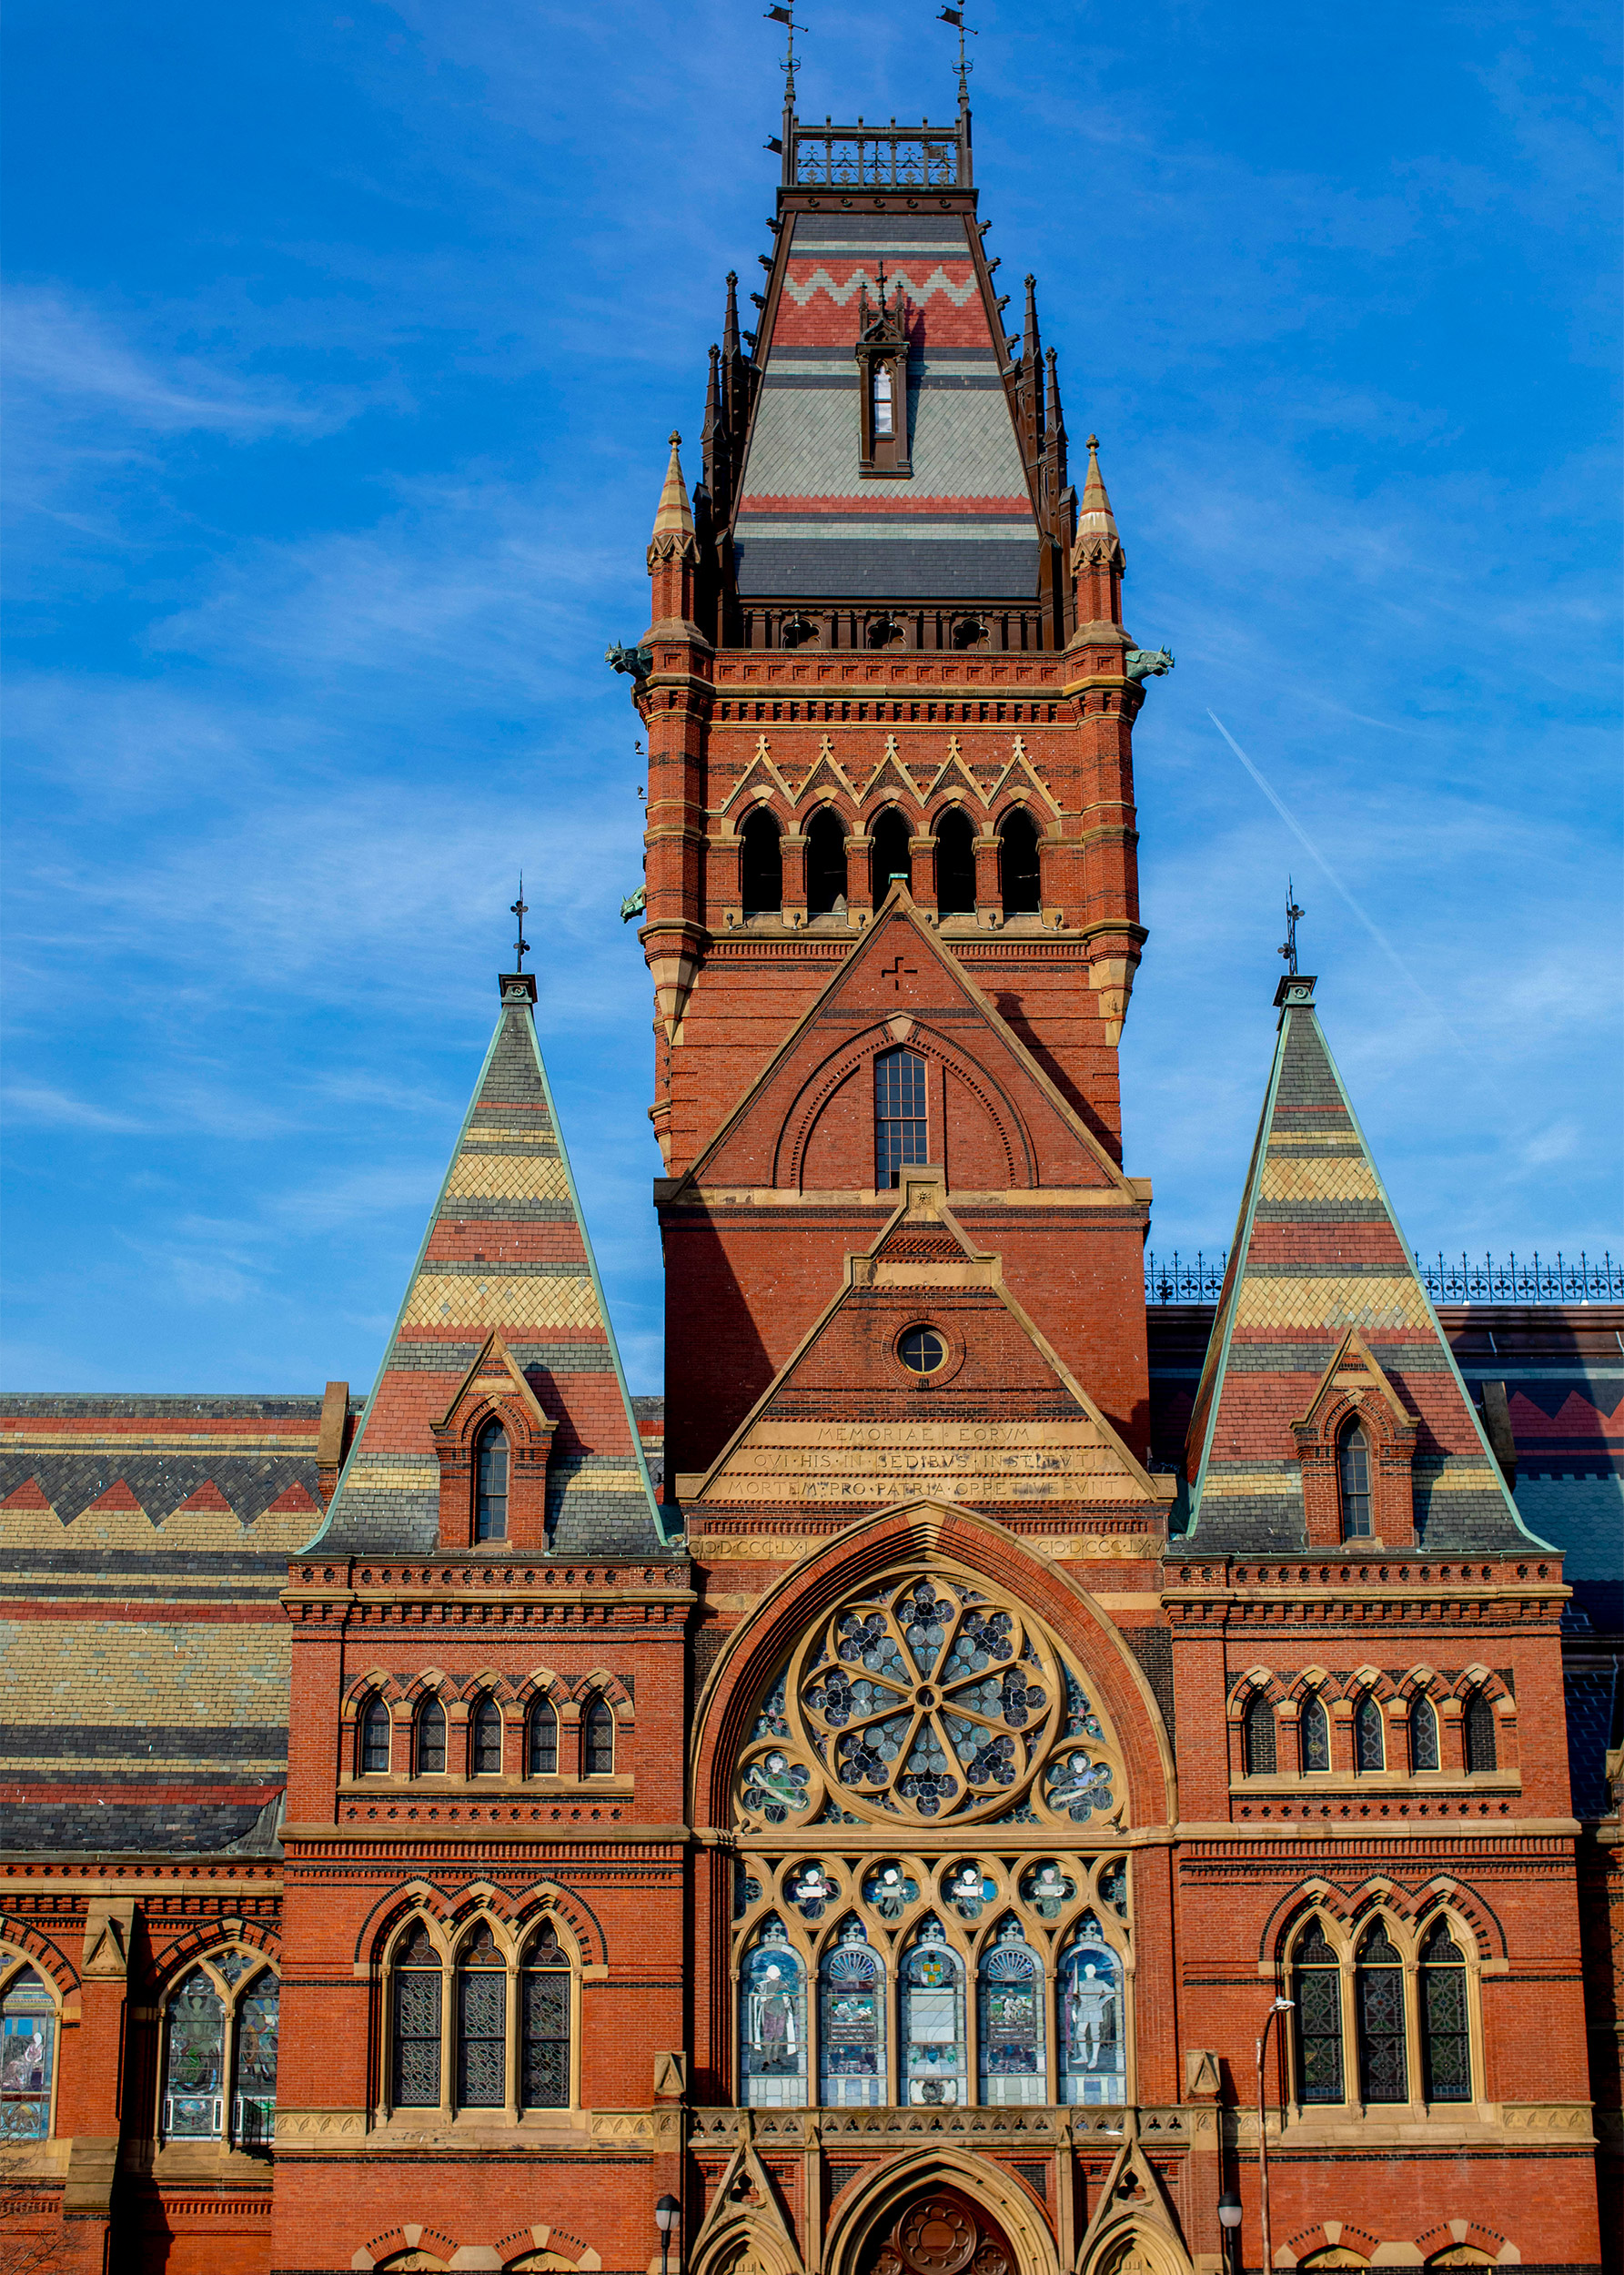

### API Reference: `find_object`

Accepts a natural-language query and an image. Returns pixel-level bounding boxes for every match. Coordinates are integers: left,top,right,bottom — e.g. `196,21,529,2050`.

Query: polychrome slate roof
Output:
1184,981,1541,1556
733,211,1037,601
311,983,668,1559
0,1394,333,1852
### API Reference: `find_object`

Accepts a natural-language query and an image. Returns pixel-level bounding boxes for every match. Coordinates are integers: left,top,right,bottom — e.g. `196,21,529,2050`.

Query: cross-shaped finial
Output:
511,877,531,973
874,259,890,312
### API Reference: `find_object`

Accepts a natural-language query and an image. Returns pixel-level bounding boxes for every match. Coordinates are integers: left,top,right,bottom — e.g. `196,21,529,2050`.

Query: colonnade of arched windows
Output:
355,1690,616,1780
1288,1911,1477,2109
1241,1681,1499,1779
388,1915,573,2116
734,805,1044,924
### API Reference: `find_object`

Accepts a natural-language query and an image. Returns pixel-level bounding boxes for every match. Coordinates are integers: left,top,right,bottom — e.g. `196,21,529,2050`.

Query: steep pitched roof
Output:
312,980,668,1558
1184,976,1544,1556
690,1168,1167,1518
733,211,1038,601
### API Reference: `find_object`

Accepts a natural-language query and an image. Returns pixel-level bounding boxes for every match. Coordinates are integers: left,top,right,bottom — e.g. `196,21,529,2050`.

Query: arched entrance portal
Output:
858,2189,1015,2275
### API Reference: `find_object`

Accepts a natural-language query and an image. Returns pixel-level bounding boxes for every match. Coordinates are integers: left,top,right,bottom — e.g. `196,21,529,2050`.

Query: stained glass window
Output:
1356,1922,1407,2104
874,1048,928,1190
1419,1919,1471,2102
1244,1693,1276,1775
233,1972,278,2147
1338,1421,1372,1537
740,1919,806,2108
873,364,894,439
583,1697,615,1776
1465,1690,1498,1773
472,1696,503,1776
1058,1922,1123,2105
979,1920,1044,2106
360,1695,391,1775
1354,1693,1386,1772
391,1923,442,2108
1301,1694,1331,1773
417,1698,447,1777
528,1699,558,1776
900,1917,965,2106
164,1971,225,2138
521,1924,570,2109
1019,1861,1075,1922
818,1921,883,2107
1410,1694,1440,1772
1292,1921,1344,2104
457,1924,506,2108
0,1970,55,2142
943,1862,994,1922
475,1421,509,1542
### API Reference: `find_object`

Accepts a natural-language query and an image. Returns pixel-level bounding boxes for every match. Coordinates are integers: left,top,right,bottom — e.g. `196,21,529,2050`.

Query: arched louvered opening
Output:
806,809,848,916
1244,1693,1276,1776
869,808,912,905
998,809,1041,916
934,807,976,915
741,807,782,917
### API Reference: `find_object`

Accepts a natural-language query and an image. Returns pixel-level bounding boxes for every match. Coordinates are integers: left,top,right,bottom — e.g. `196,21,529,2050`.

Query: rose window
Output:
733,1566,1124,1831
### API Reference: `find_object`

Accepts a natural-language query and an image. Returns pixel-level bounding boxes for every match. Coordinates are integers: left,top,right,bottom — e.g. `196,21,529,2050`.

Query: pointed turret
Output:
1183,975,1545,1557
647,430,701,633
1070,433,1125,634
310,975,668,1558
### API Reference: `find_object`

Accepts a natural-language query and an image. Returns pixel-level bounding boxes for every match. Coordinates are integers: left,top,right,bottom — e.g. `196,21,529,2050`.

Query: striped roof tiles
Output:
1184,978,1546,1558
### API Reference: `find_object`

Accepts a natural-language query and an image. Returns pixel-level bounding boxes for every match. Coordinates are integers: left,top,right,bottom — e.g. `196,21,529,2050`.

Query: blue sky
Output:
4,0,1619,1396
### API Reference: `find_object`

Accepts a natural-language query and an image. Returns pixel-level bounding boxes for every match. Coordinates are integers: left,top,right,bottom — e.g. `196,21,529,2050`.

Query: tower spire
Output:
647,431,701,632
1069,433,1125,632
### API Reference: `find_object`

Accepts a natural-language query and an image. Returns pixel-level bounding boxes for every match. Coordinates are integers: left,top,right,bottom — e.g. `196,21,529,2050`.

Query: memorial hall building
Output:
0,65,1618,2275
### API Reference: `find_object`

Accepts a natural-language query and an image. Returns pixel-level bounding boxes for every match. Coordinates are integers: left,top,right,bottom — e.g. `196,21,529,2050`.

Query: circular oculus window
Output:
897,1325,948,1377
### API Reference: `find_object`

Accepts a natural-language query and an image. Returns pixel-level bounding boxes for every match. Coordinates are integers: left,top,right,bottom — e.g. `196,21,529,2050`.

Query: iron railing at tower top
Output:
789,117,967,191
1144,1249,1623,1306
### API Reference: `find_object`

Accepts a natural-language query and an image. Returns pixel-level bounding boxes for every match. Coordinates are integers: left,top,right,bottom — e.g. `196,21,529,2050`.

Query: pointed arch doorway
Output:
856,2189,1017,2275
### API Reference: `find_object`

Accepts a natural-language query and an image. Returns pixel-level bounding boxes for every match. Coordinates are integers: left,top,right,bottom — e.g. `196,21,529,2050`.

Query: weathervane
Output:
937,5,976,101
764,5,801,106
1278,879,1305,976
510,877,531,973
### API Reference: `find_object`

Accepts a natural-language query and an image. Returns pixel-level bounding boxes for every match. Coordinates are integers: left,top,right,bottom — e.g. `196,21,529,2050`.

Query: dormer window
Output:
854,268,911,479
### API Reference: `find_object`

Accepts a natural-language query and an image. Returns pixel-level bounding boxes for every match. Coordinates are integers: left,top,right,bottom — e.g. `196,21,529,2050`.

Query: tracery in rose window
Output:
732,1566,1125,1834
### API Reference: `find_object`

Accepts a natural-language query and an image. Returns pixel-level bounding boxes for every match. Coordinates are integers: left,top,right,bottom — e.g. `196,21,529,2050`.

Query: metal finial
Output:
765,5,800,104
511,877,531,973
1278,879,1305,976
938,5,976,100
874,258,890,314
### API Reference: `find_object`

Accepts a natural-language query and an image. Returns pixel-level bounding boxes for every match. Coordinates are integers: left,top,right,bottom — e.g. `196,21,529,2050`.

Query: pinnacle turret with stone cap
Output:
1067,434,1125,644
646,430,702,637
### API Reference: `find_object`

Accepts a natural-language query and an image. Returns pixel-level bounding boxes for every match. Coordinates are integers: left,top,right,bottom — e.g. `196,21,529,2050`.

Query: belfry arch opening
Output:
998,810,1041,918
741,808,783,918
870,809,912,905
807,809,849,917
934,808,976,916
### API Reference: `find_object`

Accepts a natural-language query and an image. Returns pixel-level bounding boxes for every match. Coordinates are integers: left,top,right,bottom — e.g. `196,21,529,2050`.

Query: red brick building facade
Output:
0,70,1617,2275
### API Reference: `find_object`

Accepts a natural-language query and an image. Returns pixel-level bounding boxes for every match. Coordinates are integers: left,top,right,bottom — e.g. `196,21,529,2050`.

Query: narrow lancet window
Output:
1338,1420,1372,1538
1293,1922,1345,2103
978,1918,1044,2106
818,1919,883,2107
1465,1690,1498,1772
164,1972,226,2139
740,1918,806,2108
1244,1693,1276,1776
1356,1922,1407,2103
1419,1919,1471,2102
583,1696,615,1776
1354,1693,1386,1772
456,1924,505,2109
475,1421,509,1542
934,807,976,915
873,363,894,438
806,809,848,917
233,1971,278,2147
741,807,783,917
874,1046,928,1189
521,1924,570,2108
900,1916,965,2106
0,1970,55,2141
528,1699,559,1776
359,1695,391,1775
1058,1919,1123,2106
416,1697,447,1776
391,1924,442,2108
998,809,1041,916
472,1696,503,1776
1301,1694,1331,1773
1410,1694,1440,1772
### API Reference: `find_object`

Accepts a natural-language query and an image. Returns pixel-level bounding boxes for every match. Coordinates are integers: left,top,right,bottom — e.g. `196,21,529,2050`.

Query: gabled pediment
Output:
674,887,1135,1199
689,1168,1167,1515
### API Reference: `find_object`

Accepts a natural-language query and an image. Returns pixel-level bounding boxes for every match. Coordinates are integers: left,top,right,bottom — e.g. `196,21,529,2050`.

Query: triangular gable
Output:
918,741,984,808
691,1169,1166,1514
856,737,924,808
792,736,862,812
719,734,798,816
1185,976,1545,1556
435,1330,550,1435
979,734,1060,820
674,886,1135,1199
310,979,670,1558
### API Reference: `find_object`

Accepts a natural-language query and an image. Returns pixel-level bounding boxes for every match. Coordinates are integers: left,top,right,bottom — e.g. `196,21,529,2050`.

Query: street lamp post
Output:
1256,1996,1294,2275
655,2194,681,2275
1217,2189,1243,2275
